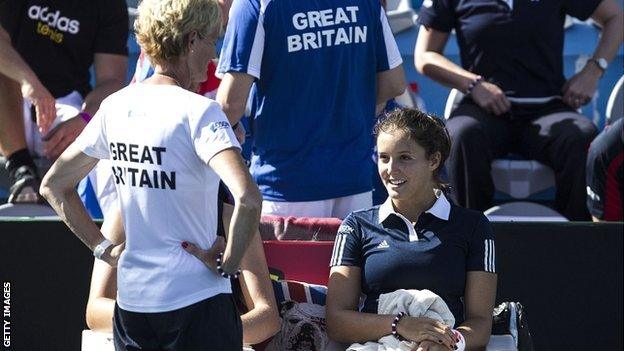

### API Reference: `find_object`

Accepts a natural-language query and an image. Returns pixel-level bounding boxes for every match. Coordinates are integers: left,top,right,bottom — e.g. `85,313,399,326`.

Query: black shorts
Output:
113,293,242,351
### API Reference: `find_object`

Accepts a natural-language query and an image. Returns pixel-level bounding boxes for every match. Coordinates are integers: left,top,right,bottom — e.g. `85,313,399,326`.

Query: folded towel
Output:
347,289,454,351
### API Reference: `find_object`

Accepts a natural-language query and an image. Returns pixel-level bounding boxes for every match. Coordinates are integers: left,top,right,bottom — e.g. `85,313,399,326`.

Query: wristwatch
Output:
93,239,113,260
588,57,608,74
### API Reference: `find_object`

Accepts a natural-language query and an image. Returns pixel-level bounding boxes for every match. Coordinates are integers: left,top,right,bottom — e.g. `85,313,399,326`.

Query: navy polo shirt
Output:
418,0,602,100
330,193,496,325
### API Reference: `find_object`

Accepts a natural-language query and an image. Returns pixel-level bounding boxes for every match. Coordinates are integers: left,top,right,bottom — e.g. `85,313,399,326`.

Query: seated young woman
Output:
85,201,280,347
326,108,497,351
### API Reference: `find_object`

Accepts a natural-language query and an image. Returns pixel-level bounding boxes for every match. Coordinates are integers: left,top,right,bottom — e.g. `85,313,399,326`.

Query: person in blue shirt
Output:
326,108,497,351
414,0,623,221
216,0,406,218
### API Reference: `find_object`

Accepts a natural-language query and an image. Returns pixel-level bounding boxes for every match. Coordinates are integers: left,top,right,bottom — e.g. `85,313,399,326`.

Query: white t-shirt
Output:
74,83,241,312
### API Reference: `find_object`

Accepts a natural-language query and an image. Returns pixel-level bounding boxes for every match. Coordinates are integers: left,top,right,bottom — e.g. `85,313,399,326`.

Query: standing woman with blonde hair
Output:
40,0,262,350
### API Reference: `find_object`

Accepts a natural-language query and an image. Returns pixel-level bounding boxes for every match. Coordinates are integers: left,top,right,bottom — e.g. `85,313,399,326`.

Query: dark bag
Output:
492,302,534,351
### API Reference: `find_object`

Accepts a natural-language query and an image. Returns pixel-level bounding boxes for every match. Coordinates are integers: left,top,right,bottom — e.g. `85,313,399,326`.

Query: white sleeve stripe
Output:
489,240,493,272
379,8,403,69
483,239,496,273
247,14,265,79
331,234,347,266
490,239,494,272
491,240,496,273
330,234,342,265
484,240,489,272
337,233,347,265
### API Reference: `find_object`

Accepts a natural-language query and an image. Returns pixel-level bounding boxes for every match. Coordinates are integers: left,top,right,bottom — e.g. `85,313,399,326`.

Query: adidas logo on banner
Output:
377,240,389,249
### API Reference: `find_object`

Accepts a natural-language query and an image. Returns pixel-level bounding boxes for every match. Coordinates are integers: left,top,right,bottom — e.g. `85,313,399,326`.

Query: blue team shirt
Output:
330,194,496,324
217,0,402,201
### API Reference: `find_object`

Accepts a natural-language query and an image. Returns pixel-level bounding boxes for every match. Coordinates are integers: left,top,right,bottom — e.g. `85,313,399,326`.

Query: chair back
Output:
606,75,624,124
484,202,568,222
443,88,464,119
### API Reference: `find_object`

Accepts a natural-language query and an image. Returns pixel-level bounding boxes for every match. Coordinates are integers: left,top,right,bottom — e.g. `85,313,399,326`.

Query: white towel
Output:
347,289,455,351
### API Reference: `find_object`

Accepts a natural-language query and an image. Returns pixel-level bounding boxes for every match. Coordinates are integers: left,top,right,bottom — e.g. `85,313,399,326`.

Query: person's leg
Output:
586,119,623,221
154,294,243,351
519,112,598,221
0,73,42,203
445,104,513,210
262,198,333,217
0,73,27,157
331,191,372,219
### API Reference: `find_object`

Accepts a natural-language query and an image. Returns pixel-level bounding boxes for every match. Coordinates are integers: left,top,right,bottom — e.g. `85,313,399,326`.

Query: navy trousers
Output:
446,101,597,221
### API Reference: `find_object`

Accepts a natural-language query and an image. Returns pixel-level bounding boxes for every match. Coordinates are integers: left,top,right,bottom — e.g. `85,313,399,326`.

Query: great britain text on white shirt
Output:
108,142,176,190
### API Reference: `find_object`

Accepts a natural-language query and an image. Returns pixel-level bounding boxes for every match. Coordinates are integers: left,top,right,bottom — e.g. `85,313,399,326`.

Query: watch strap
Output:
588,58,607,74
93,239,113,259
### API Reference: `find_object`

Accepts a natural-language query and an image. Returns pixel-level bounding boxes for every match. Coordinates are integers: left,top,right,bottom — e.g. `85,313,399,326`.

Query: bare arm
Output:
85,208,125,332
222,203,280,344
414,26,510,115
376,64,407,112
40,145,123,266
84,203,280,342
457,272,497,351
0,24,55,133
209,148,262,273
414,27,474,92
326,266,455,348
216,72,254,125
327,266,394,343
562,0,624,108
82,53,127,117
42,53,127,160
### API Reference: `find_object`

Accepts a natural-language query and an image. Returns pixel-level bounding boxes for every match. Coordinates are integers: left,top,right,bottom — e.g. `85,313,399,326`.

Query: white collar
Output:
378,190,451,224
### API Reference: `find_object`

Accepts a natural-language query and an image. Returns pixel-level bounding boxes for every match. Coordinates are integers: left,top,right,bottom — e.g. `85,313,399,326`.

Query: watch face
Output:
597,58,608,70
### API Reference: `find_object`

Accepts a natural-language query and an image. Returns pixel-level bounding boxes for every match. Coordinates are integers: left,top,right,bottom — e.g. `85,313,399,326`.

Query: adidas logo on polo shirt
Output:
377,240,389,249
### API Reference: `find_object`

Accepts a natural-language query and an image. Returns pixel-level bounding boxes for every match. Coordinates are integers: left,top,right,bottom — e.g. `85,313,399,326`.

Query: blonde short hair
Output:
135,0,222,66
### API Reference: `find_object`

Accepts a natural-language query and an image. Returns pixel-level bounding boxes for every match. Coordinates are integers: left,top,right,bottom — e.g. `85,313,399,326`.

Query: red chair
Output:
262,240,334,286
259,215,341,241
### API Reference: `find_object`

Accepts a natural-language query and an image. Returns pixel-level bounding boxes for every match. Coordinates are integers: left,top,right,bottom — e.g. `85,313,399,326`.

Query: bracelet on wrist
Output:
452,329,466,351
465,75,483,96
78,111,92,123
391,312,407,341
216,252,241,279
232,122,240,130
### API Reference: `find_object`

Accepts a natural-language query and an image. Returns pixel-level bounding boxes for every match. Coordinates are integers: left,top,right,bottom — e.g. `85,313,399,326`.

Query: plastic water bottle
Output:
409,82,427,111
393,82,427,111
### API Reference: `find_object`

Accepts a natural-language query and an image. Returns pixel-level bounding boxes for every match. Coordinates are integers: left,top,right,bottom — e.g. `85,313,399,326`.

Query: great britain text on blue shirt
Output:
108,142,176,190
288,6,367,52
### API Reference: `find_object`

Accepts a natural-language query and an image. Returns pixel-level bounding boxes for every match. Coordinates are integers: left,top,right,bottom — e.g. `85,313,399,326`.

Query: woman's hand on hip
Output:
101,242,125,268
181,236,227,274
397,316,457,350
